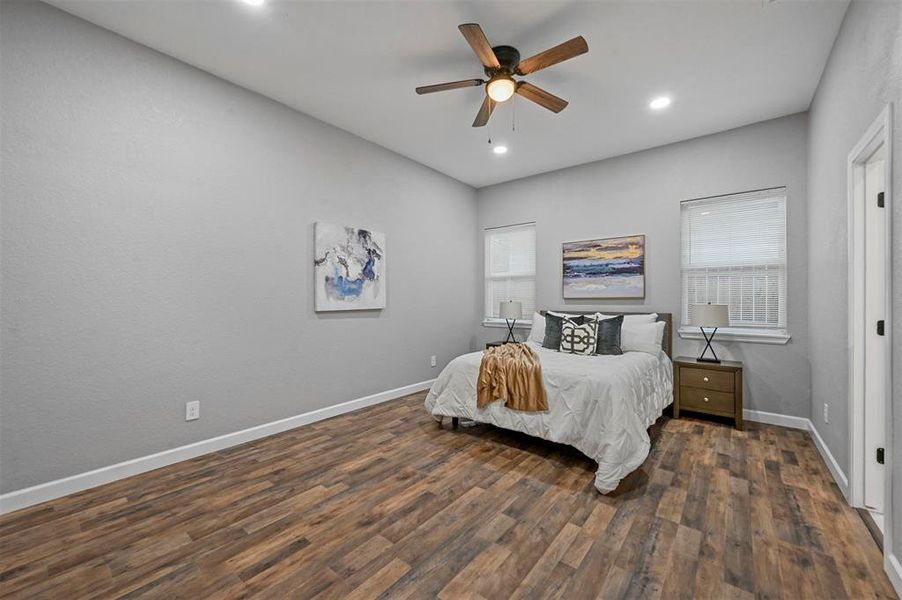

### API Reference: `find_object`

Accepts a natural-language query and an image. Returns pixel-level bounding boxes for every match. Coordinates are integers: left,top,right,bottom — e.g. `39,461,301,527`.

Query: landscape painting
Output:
314,222,385,311
562,234,645,299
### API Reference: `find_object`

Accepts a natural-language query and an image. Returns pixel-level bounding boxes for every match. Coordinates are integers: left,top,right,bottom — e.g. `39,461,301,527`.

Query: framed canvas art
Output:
314,222,386,311
562,234,645,299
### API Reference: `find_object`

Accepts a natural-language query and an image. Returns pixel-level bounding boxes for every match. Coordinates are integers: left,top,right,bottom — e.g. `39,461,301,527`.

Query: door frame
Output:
847,103,893,546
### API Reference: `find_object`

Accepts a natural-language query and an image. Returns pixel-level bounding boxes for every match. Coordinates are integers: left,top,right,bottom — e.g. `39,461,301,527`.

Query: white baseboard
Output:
743,409,849,500
0,394,862,528
743,409,809,430
886,554,902,598
806,421,850,500
0,379,435,515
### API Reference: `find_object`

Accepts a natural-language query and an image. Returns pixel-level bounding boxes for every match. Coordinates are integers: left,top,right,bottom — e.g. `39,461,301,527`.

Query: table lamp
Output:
499,301,523,343
692,303,729,363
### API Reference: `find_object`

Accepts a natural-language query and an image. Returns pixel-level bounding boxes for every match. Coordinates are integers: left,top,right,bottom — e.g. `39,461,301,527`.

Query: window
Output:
484,223,536,323
680,188,789,342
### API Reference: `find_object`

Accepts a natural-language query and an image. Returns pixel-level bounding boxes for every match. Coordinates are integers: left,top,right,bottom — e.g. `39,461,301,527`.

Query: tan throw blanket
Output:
477,343,548,412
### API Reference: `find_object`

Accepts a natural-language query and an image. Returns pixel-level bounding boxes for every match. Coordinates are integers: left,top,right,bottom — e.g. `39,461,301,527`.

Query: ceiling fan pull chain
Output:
512,94,516,132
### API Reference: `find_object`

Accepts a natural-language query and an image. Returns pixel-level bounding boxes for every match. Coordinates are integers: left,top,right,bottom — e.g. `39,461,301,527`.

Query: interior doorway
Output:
863,143,887,524
848,105,893,549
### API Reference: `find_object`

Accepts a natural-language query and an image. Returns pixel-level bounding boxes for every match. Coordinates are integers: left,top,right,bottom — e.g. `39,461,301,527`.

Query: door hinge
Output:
877,447,885,465
877,191,884,208
877,320,885,336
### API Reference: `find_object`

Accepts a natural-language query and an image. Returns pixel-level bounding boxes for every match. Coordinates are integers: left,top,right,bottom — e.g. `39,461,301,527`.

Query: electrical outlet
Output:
823,403,829,424
430,355,437,368
186,401,200,421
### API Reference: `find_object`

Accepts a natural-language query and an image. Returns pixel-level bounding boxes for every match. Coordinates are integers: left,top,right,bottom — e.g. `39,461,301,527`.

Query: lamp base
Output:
697,326,721,363
503,319,518,343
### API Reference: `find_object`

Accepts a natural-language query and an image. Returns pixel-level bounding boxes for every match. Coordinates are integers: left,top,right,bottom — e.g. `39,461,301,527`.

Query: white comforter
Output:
424,342,673,493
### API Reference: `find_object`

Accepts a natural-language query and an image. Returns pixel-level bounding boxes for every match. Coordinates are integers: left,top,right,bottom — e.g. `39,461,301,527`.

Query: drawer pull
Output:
680,386,733,413
703,376,709,382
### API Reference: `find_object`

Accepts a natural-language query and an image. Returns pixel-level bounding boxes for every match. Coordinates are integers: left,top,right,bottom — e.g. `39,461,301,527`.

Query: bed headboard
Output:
539,310,673,358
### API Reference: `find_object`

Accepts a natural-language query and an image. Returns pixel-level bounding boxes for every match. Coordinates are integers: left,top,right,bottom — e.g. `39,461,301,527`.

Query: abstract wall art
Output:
562,234,645,299
314,222,386,311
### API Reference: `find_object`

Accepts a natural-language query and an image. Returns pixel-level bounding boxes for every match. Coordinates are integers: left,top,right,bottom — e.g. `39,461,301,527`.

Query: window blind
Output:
681,188,787,330
485,223,536,319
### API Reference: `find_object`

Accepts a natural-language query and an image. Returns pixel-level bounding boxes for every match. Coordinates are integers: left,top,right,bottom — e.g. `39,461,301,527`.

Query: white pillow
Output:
622,320,665,354
527,312,545,344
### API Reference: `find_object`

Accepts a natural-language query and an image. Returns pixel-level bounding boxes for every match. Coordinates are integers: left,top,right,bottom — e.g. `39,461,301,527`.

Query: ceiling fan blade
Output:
516,82,568,113
516,36,588,75
415,79,484,95
458,23,500,69
472,95,496,127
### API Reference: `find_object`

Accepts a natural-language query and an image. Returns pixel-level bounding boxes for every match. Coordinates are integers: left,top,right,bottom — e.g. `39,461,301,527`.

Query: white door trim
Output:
847,104,893,556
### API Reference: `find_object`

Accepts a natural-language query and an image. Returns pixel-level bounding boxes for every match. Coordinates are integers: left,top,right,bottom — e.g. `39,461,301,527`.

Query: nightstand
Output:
673,356,744,430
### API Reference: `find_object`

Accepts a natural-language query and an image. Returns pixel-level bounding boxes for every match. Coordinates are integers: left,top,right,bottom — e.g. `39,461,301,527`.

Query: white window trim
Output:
677,325,790,345
482,318,533,329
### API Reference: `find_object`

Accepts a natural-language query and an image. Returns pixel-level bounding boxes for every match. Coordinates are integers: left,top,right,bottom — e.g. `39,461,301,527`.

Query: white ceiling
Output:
49,0,848,188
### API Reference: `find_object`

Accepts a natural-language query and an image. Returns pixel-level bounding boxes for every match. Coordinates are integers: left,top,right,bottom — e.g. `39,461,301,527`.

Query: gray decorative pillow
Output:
560,318,598,355
594,315,623,355
543,313,585,349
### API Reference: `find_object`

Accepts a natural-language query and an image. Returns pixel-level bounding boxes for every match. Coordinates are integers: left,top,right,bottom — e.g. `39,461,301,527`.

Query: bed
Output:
424,311,673,493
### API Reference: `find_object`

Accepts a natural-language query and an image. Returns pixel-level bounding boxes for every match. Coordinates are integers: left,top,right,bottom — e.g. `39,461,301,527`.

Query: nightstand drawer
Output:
679,386,735,415
680,367,734,392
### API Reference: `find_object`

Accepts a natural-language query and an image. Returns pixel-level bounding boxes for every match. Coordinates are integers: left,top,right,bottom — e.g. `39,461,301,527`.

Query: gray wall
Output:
0,1,478,494
476,114,810,418
805,0,902,563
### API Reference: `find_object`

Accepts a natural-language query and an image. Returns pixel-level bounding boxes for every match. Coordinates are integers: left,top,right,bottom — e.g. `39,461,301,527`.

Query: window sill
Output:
482,319,533,329
678,326,791,345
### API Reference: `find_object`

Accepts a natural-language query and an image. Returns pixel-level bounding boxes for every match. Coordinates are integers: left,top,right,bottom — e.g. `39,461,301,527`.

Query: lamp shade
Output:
499,300,523,320
692,304,729,327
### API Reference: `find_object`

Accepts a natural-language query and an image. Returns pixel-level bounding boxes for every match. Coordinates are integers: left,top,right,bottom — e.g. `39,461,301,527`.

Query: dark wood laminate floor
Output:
0,392,894,599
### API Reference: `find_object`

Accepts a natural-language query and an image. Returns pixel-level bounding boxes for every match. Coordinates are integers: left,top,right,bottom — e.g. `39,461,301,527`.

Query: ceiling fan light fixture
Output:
493,145,508,155
487,77,516,102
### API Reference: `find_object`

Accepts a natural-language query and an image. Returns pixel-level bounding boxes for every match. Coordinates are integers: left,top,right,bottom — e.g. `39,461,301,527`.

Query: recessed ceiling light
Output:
493,145,508,155
241,0,265,6
649,96,671,110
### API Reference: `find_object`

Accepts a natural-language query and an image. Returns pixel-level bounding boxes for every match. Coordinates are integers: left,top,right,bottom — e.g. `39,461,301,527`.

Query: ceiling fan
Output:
416,23,588,127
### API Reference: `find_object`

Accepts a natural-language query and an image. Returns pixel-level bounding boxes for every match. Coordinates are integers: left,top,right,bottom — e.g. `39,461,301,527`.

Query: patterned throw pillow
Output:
559,318,598,355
